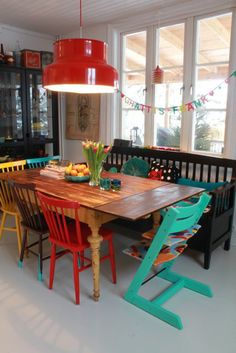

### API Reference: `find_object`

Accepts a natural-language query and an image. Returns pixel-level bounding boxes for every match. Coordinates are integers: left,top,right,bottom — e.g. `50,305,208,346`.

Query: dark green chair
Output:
121,157,149,178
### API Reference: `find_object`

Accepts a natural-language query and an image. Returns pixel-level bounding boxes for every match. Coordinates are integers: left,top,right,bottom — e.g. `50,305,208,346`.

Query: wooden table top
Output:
0,169,204,221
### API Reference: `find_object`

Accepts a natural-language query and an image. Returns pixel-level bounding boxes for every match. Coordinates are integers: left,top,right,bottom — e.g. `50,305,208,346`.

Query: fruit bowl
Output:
65,175,90,183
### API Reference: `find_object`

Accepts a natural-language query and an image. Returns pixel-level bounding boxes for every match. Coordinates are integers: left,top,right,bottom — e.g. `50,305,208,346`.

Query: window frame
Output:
117,7,236,158
190,10,233,156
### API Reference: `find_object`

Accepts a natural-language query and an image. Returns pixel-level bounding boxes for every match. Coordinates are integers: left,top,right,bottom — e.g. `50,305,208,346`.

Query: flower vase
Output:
88,164,103,186
82,140,112,187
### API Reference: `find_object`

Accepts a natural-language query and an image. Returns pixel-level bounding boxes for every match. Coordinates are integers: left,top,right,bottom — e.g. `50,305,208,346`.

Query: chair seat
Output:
123,224,201,266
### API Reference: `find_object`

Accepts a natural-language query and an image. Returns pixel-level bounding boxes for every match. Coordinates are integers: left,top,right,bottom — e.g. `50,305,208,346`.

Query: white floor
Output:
0,224,236,353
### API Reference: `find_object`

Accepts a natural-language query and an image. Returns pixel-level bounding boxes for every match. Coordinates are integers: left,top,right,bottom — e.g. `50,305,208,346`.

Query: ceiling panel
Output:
0,0,188,35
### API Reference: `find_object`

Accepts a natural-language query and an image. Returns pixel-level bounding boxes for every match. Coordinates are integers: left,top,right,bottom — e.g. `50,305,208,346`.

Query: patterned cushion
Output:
148,169,163,180
148,161,180,183
123,224,201,266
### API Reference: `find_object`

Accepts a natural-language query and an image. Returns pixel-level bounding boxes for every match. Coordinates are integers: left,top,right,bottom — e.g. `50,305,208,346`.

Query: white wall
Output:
0,23,54,52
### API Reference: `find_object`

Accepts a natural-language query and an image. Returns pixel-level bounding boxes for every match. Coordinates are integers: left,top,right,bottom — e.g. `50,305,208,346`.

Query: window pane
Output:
122,30,146,145
154,23,184,148
194,13,232,154
197,13,232,64
124,32,146,71
155,112,181,148
159,24,185,68
154,81,183,148
194,110,225,154
121,110,144,146
195,64,229,109
0,71,23,140
122,72,146,107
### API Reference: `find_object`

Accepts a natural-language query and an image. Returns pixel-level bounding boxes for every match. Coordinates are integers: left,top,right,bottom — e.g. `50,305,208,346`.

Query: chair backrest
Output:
9,181,47,231
113,139,132,147
26,155,61,169
0,179,14,209
120,157,150,177
155,193,211,253
37,192,83,247
0,160,26,173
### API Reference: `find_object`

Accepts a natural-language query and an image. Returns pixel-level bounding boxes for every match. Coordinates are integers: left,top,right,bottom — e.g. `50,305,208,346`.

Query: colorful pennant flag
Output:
117,70,236,114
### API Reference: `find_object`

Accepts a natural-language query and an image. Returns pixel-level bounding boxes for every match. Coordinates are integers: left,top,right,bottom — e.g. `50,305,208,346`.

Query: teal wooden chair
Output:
123,192,212,330
121,157,149,177
26,155,61,168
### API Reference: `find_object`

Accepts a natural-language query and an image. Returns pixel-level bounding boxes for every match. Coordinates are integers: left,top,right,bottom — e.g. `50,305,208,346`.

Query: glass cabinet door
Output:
0,70,23,141
28,72,53,139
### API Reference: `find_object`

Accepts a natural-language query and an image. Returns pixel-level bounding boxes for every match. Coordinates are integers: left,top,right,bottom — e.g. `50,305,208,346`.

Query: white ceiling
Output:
0,0,189,36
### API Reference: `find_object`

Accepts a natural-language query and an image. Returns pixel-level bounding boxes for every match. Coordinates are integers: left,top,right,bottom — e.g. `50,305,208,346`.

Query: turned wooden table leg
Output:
142,211,161,239
78,208,116,302
88,225,103,301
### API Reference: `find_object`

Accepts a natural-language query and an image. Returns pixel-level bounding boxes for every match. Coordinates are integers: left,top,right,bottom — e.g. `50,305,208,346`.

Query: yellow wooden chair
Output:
0,160,26,254
0,160,26,173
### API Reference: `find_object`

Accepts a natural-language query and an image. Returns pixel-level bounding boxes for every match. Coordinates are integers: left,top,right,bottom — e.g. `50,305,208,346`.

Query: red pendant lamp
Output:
43,1,118,94
152,65,164,84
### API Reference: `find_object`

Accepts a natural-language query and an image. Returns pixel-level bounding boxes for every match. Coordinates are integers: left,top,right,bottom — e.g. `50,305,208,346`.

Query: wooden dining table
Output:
0,169,204,301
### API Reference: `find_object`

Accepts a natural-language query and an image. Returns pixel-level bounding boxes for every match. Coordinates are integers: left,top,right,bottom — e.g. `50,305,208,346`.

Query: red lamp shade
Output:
43,38,119,93
152,65,164,84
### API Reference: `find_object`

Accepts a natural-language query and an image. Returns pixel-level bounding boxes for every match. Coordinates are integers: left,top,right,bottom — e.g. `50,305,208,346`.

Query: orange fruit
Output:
83,167,90,175
77,164,86,172
77,172,84,177
70,170,78,176
72,165,79,170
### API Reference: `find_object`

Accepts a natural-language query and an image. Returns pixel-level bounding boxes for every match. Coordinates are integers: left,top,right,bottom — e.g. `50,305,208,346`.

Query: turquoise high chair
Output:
124,192,212,330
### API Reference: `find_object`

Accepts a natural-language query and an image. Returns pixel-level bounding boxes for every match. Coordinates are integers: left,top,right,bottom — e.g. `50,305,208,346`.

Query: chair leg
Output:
73,252,80,305
0,211,7,240
224,238,231,251
25,230,29,258
124,292,183,330
78,251,85,269
38,234,43,281
15,215,22,255
204,251,211,270
18,229,28,268
49,244,56,290
108,238,117,284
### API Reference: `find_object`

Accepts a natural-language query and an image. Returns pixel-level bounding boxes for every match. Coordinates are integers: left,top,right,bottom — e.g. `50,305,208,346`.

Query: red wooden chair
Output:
37,192,116,304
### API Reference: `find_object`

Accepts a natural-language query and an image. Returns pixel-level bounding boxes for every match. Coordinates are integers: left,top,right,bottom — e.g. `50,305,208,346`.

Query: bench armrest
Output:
209,181,236,217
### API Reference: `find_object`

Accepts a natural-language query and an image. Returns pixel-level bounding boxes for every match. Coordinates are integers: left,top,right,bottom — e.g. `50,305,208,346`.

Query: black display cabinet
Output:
0,65,59,159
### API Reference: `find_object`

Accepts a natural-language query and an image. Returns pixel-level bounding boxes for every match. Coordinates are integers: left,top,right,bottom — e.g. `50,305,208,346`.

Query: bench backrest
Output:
104,146,236,183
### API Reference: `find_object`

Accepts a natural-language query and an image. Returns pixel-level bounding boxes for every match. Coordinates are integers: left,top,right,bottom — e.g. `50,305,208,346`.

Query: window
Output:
121,31,146,145
120,10,234,156
154,23,185,148
193,13,232,154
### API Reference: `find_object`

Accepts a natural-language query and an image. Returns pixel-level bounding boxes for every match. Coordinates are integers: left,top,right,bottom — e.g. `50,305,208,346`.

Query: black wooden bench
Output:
104,146,236,269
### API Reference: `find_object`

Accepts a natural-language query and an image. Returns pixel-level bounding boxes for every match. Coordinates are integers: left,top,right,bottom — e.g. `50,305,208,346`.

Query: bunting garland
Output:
117,70,236,114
